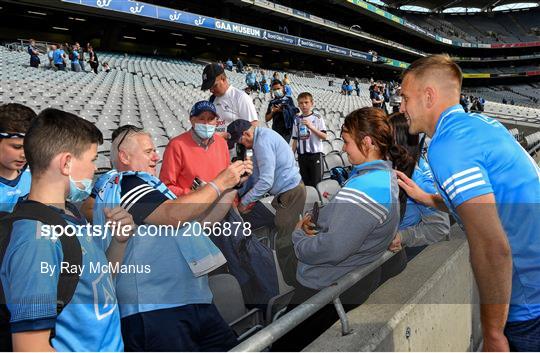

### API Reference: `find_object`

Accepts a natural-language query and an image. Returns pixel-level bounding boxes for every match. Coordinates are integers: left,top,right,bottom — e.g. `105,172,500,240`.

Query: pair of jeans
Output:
121,304,237,352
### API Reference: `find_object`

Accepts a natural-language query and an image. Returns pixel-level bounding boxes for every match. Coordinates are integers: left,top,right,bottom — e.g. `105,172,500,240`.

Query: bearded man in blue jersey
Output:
397,54,540,352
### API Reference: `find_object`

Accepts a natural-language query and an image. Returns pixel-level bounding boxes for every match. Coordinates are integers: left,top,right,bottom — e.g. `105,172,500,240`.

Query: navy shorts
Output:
121,304,238,352
505,315,540,351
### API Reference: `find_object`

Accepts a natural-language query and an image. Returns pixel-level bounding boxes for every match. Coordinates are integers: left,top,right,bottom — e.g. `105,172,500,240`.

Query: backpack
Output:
0,201,82,351
330,166,349,186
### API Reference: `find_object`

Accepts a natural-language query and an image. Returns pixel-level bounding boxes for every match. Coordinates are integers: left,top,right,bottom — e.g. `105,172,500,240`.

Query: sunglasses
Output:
112,125,143,151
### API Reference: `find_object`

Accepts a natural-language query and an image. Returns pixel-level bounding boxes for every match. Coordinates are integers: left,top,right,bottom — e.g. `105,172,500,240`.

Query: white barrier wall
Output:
305,226,482,352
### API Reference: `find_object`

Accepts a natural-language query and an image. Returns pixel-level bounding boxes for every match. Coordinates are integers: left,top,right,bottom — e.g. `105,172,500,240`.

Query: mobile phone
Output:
311,202,320,227
236,143,247,161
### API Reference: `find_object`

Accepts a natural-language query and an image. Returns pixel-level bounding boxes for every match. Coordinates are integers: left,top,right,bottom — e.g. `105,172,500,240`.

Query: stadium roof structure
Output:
374,0,539,12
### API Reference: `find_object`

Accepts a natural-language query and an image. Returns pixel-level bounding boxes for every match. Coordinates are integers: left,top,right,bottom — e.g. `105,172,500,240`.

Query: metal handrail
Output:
230,250,396,352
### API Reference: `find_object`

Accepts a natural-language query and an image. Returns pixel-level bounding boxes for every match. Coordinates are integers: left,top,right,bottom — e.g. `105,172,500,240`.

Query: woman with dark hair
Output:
387,113,450,257
292,107,414,297
273,107,412,351
273,107,415,351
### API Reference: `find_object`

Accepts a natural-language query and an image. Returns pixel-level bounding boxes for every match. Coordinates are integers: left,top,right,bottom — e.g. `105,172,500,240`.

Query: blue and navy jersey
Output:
0,202,123,351
400,157,437,230
428,104,540,322
91,171,214,318
0,167,31,213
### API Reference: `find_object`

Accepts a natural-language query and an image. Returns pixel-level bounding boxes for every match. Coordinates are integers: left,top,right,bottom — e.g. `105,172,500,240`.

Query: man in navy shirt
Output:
27,39,40,68
398,54,540,351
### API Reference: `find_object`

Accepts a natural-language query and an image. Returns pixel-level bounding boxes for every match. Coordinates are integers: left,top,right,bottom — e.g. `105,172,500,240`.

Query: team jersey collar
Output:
351,159,389,176
433,104,464,140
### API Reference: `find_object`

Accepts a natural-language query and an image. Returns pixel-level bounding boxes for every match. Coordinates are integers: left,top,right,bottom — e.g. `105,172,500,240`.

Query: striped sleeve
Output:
120,175,168,225
429,142,493,208
334,187,389,224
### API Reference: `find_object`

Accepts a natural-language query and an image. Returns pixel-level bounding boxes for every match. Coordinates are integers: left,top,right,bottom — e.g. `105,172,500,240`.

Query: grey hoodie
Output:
293,160,400,289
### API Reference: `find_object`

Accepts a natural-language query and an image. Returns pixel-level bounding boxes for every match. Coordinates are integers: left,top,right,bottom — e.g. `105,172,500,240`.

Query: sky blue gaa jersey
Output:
400,156,438,230
0,202,123,351
427,104,540,323
0,167,31,213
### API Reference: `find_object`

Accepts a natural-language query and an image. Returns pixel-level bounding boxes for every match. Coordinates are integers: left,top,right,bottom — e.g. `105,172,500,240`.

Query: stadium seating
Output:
1,44,538,170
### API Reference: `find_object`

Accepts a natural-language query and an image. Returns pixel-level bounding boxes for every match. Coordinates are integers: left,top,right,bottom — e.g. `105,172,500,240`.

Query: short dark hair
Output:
271,79,283,87
24,108,103,177
0,103,37,134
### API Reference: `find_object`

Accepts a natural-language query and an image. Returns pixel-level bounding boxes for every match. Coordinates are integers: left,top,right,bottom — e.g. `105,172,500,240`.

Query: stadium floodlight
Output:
240,44,249,47
272,49,280,53
239,51,247,55
176,43,187,46
194,36,206,40
171,33,183,36
142,28,155,32
52,27,69,31
28,10,47,15
123,36,137,40
255,54,263,57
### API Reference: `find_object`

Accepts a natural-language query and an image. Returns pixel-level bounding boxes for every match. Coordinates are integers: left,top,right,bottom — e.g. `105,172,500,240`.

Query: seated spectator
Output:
386,113,450,258
275,107,409,351
1,108,130,351
291,92,327,187
53,44,66,71
292,107,406,300
284,82,293,97
160,101,230,196
70,44,81,72
227,120,306,287
102,62,111,73
0,103,36,212
265,80,297,143
354,79,360,96
27,39,40,68
82,125,248,352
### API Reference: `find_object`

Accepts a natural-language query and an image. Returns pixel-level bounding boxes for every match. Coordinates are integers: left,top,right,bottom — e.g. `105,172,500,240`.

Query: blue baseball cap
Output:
226,119,252,149
189,100,219,118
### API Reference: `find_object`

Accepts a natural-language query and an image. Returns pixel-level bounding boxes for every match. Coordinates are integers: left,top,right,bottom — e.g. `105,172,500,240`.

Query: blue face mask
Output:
67,176,93,203
194,123,216,140
273,89,284,98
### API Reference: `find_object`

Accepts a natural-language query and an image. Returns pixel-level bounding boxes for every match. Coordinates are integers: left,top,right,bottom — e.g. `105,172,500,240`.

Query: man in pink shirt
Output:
160,101,230,196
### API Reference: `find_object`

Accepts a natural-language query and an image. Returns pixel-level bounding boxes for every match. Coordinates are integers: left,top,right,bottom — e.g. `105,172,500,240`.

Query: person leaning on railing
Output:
292,107,414,304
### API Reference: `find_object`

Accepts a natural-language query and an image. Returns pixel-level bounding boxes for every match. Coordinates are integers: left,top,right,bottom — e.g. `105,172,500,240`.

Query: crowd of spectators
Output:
1,52,539,352
27,39,108,74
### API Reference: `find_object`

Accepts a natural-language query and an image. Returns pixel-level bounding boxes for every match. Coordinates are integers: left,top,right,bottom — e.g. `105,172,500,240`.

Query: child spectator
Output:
27,39,40,68
0,103,36,212
291,92,327,187
0,108,132,351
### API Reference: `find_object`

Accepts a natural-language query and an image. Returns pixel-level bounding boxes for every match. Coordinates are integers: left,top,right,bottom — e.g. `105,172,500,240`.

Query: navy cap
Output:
190,100,218,118
201,63,225,91
226,119,252,149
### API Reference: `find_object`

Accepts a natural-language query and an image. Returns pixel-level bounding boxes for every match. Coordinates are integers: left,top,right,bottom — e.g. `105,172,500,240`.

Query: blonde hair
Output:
402,54,463,90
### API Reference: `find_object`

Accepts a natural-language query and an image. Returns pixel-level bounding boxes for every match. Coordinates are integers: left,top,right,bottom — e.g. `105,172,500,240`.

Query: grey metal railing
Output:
230,250,397,352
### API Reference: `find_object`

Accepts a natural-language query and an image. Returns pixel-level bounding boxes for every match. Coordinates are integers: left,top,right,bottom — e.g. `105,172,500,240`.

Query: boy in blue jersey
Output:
0,103,36,213
0,108,134,351
398,54,540,351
